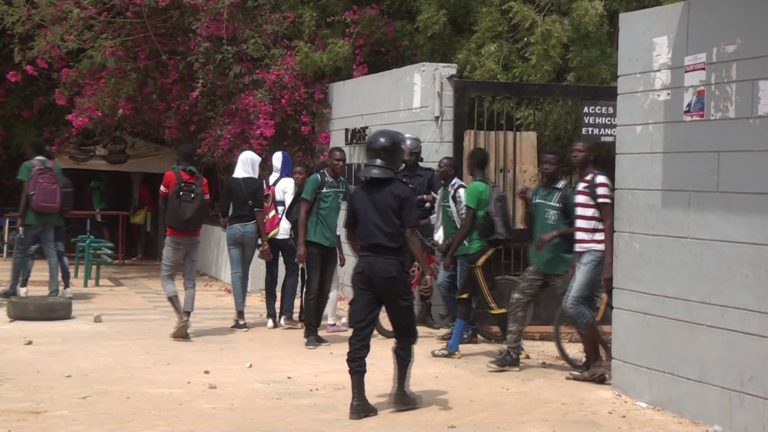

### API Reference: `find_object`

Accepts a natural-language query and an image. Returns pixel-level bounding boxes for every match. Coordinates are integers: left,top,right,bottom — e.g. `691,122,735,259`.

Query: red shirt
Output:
159,170,211,237
139,182,158,213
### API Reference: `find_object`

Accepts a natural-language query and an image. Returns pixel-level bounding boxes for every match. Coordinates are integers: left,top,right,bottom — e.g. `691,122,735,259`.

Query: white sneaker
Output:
18,287,28,297
63,288,73,299
267,318,276,329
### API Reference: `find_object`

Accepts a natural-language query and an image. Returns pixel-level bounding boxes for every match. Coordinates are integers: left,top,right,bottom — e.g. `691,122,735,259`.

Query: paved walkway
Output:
0,260,701,431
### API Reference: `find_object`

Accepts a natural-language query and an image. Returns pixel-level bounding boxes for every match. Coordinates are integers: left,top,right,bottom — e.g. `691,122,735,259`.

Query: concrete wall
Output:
615,1,768,430
328,63,457,294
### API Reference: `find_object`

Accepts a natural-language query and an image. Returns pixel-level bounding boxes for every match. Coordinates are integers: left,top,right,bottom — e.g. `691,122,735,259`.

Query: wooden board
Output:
463,131,538,227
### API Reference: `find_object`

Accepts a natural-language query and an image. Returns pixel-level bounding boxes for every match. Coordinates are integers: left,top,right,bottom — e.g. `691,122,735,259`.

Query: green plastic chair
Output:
72,235,115,287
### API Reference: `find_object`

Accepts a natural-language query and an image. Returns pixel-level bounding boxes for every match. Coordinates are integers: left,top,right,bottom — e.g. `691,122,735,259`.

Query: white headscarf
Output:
232,150,262,178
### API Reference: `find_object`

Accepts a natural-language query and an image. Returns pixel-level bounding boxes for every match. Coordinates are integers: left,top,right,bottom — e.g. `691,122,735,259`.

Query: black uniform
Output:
345,177,419,377
396,165,440,246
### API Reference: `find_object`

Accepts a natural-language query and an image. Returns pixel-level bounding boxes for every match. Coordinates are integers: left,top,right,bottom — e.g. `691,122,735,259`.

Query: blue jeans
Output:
9,224,58,294
437,255,477,334
22,226,70,288
226,223,258,312
265,237,299,320
563,250,604,329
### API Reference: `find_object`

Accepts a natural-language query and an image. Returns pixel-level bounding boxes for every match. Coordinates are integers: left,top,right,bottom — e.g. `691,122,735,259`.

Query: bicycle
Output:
553,289,613,372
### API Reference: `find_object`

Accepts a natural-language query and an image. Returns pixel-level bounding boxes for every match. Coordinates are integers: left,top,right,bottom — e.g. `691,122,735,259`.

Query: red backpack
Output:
263,176,285,239
27,159,62,214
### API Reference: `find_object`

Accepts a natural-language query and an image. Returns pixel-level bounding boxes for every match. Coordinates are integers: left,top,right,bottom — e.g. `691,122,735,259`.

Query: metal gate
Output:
452,80,617,277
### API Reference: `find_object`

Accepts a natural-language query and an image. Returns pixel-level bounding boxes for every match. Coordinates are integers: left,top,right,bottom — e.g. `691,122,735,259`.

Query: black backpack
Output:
285,172,326,237
478,181,516,245
165,170,206,232
59,173,75,217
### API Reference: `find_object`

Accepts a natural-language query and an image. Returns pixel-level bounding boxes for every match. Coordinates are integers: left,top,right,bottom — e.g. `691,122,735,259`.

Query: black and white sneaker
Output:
316,335,331,346
230,320,249,332
487,349,521,371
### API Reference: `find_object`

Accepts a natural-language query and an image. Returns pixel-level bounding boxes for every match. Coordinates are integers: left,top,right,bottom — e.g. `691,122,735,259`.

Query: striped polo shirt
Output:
574,172,613,252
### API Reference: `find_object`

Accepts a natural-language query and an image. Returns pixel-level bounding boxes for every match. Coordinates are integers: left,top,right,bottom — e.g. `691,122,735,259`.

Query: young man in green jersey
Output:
488,148,574,370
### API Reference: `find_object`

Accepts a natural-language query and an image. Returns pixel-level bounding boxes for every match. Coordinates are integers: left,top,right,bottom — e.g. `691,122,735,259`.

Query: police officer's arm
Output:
402,191,432,290
344,191,359,258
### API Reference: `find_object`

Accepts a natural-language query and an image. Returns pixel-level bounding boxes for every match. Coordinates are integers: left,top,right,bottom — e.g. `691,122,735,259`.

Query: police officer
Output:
344,129,434,420
396,134,441,329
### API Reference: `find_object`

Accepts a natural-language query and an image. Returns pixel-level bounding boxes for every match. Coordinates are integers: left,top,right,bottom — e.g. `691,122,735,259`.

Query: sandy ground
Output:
0,260,702,432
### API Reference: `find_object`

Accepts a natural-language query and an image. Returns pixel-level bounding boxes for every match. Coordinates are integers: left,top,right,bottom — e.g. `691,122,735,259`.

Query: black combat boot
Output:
391,362,420,411
349,375,378,420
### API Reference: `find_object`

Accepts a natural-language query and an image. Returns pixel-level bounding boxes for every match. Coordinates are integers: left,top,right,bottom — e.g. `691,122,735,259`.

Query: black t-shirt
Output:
219,177,264,225
345,178,419,251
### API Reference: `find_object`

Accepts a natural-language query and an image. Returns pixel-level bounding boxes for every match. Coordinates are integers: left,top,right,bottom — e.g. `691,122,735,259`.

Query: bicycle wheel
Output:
476,276,533,343
374,306,395,339
553,293,612,372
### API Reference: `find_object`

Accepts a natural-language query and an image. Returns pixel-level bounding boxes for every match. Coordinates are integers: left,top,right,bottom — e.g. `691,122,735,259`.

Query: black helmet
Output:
359,129,405,179
403,134,421,154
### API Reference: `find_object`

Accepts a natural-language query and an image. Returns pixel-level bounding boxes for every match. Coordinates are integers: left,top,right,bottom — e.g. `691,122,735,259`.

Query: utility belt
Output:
359,246,410,269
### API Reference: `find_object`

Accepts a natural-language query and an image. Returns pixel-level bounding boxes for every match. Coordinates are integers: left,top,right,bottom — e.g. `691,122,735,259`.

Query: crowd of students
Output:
2,133,615,400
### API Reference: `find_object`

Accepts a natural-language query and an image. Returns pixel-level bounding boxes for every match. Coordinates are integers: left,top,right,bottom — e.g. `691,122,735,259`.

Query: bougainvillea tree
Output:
0,0,403,172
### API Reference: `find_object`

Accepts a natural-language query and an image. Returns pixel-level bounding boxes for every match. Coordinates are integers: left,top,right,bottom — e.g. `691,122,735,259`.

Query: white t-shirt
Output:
573,172,613,252
267,172,295,240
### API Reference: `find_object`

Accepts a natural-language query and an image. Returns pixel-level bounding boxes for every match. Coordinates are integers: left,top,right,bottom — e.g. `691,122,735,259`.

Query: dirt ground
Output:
0,260,702,432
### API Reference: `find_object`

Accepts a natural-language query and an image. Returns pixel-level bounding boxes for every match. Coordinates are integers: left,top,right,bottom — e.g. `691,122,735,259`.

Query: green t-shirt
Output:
528,182,574,275
16,157,64,226
464,180,489,255
301,171,350,248
440,191,468,256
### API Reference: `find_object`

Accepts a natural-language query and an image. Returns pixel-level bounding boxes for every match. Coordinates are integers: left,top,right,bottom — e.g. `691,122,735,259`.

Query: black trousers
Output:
347,255,418,376
457,246,507,331
304,241,337,338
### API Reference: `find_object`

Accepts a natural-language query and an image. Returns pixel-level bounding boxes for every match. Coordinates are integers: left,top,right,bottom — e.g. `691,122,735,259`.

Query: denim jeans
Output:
160,236,200,312
265,237,299,320
437,254,477,334
563,250,604,329
9,224,58,294
22,226,70,288
226,223,258,312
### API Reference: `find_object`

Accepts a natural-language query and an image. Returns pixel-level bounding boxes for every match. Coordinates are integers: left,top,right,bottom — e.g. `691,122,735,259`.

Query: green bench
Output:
72,235,115,287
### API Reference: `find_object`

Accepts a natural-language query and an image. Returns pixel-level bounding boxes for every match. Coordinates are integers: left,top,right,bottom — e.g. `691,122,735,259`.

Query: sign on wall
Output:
683,53,707,121
344,127,369,145
581,101,616,143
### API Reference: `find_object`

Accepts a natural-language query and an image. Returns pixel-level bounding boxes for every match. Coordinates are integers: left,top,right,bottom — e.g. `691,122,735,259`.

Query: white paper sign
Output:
684,53,707,87
758,81,768,116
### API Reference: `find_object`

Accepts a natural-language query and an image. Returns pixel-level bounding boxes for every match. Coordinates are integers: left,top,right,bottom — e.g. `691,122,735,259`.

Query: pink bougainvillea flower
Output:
24,65,38,76
6,71,21,82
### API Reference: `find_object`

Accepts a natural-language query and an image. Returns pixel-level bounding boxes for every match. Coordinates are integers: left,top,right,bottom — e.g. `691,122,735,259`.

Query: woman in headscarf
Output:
264,151,300,329
219,150,269,332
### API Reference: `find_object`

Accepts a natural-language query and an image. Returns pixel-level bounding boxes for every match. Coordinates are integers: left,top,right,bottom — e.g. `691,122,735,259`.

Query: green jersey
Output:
528,180,573,275
301,171,350,248
464,180,489,255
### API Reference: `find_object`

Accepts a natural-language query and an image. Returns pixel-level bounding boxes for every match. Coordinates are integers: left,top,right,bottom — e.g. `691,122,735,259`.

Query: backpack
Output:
27,159,62,214
285,172,326,238
263,176,286,239
165,170,206,232
59,173,75,217
478,181,516,245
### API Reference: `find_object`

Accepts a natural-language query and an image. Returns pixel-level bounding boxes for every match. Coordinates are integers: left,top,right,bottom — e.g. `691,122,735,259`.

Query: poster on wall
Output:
683,88,706,120
683,53,707,121
684,53,707,87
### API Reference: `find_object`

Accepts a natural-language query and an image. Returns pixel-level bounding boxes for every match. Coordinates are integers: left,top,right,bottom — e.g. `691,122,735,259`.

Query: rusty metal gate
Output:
452,80,617,279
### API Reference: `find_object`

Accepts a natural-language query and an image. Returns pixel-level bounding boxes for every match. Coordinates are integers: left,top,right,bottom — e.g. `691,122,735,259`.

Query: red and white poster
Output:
683,53,707,121
684,53,706,87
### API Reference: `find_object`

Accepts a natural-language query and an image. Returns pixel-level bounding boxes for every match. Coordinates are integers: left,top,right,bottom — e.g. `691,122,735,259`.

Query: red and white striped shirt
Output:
574,172,613,252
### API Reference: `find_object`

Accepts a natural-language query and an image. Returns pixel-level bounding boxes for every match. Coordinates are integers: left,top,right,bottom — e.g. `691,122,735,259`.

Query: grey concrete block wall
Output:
615,1,768,430
328,63,457,295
